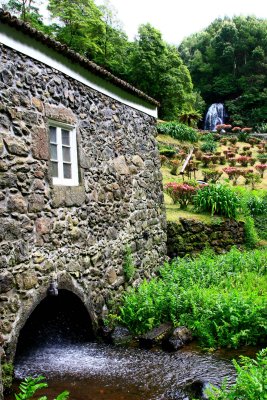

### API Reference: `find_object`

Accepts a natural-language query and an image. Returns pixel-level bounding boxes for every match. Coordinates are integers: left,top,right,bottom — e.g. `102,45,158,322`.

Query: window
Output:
49,122,79,186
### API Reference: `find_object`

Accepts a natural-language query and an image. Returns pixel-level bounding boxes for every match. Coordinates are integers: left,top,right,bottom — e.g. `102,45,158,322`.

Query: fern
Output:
14,376,70,400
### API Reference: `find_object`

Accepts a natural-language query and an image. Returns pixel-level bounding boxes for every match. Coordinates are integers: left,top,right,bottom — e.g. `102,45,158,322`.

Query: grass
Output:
165,193,216,224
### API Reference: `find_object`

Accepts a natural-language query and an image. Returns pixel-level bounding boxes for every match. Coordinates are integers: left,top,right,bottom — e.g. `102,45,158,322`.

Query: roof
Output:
0,9,159,107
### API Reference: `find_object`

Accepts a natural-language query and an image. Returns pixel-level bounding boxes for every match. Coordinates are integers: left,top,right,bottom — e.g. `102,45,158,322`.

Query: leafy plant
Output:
246,194,267,216
206,348,267,399
123,246,135,282
118,247,267,348
157,122,198,143
164,182,198,209
158,143,177,158
14,376,69,400
194,184,240,218
202,169,223,183
244,216,259,249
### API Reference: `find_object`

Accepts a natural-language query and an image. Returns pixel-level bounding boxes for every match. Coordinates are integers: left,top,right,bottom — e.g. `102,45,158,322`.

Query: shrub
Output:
246,194,267,216
257,154,267,163
164,182,197,209
201,139,217,153
255,163,267,177
170,159,180,175
194,184,240,218
158,143,177,157
118,247,267,348
206,348,267,400
157,122,198,143
231,126,241,133
228,136,238,145
236,156,251,167
245,172,262,189
256,122,267,133
238,131,249,142
202,169,223,183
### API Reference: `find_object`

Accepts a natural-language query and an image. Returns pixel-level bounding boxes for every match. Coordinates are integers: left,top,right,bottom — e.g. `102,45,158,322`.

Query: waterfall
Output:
204,103,225,131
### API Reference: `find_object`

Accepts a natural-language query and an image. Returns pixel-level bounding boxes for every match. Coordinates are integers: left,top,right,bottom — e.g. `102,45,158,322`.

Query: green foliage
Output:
2,363,14,390
128,24,194,120
157,122,198,143
178,110,202,127
179,16,267,127
237,131,250,142
202,169,223,183
200,133,217,153
256,123,267,133
254,215,267,240
123,246,135,282
246,194,267,216
15,376,69,400
164,182,197,209
118,247,267,348
158,143,177,157
194,184,240,218
206,348,267,399
244,216,259,249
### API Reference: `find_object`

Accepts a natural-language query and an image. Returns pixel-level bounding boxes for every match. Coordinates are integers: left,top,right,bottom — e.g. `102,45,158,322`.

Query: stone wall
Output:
167,218,245,258
0,43,167,368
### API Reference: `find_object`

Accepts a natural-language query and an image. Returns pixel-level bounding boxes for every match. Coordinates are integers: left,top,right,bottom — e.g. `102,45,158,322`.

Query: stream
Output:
6,290,257,400
9,340,239,400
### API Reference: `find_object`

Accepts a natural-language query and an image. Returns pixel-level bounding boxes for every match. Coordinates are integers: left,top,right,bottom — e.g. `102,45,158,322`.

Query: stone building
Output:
0,10,167,394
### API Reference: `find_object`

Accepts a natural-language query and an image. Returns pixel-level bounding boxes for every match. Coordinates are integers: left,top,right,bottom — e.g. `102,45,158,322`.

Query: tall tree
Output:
127,24,195,119
47,0,105,59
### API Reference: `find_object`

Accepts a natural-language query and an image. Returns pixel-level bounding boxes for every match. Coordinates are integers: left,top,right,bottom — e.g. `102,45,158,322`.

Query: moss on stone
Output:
2,363,14,390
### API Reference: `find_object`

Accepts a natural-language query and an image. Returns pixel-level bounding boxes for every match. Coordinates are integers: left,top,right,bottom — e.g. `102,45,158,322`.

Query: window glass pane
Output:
63,163,72,179
51,162,58,177
49,126,57,143
50,144,58,160
62,129,70,145
62,146,71,162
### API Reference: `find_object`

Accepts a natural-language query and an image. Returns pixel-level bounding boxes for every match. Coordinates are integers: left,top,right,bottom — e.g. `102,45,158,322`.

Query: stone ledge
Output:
51,185,86,208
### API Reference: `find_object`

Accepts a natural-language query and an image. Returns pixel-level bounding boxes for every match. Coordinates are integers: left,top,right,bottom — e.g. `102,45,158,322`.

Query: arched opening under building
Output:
15,289,95,360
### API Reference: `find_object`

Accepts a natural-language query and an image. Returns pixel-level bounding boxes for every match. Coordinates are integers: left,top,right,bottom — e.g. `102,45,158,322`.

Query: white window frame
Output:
48,121,79,186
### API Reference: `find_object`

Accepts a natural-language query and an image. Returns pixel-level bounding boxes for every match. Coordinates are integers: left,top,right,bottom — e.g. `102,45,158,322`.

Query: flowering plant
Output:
231,126,242,133
164,182,198,209
255,164,267,178
236,156,252,167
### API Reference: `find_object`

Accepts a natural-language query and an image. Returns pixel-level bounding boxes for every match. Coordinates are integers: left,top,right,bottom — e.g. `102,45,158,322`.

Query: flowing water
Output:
6,290,255,400
204,103,225,131
10,341,239,400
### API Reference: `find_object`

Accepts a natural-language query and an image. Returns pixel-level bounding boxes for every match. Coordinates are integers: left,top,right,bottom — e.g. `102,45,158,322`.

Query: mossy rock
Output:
2,363,14,390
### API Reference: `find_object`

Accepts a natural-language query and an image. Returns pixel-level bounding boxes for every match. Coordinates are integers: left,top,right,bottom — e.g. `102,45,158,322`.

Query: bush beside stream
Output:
118,247,267,349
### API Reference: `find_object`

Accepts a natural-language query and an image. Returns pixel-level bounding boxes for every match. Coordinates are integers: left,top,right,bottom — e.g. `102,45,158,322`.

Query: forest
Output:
3,0,267,128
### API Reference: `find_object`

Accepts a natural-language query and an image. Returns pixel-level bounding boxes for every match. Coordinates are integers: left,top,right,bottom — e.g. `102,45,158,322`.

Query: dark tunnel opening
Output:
15,289,95,359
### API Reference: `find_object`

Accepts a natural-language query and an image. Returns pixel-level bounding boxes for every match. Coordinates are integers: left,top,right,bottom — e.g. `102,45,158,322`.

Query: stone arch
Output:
5,273,97,364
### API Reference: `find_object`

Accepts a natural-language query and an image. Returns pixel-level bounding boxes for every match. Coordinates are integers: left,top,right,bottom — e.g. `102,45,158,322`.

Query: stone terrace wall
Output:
0,44,167,363
167,218,245,258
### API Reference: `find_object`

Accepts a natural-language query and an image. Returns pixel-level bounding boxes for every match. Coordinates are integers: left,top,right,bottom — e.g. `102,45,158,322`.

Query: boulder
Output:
163,326,193,351
139,322,173,349
110,326,132,346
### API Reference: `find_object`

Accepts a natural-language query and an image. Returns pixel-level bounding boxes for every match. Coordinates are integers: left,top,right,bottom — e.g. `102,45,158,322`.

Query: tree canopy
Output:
3,1,267,127
179,16,267,127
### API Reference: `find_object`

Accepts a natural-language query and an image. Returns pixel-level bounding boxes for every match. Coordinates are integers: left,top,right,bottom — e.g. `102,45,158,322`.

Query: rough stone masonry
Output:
0,42,167,371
